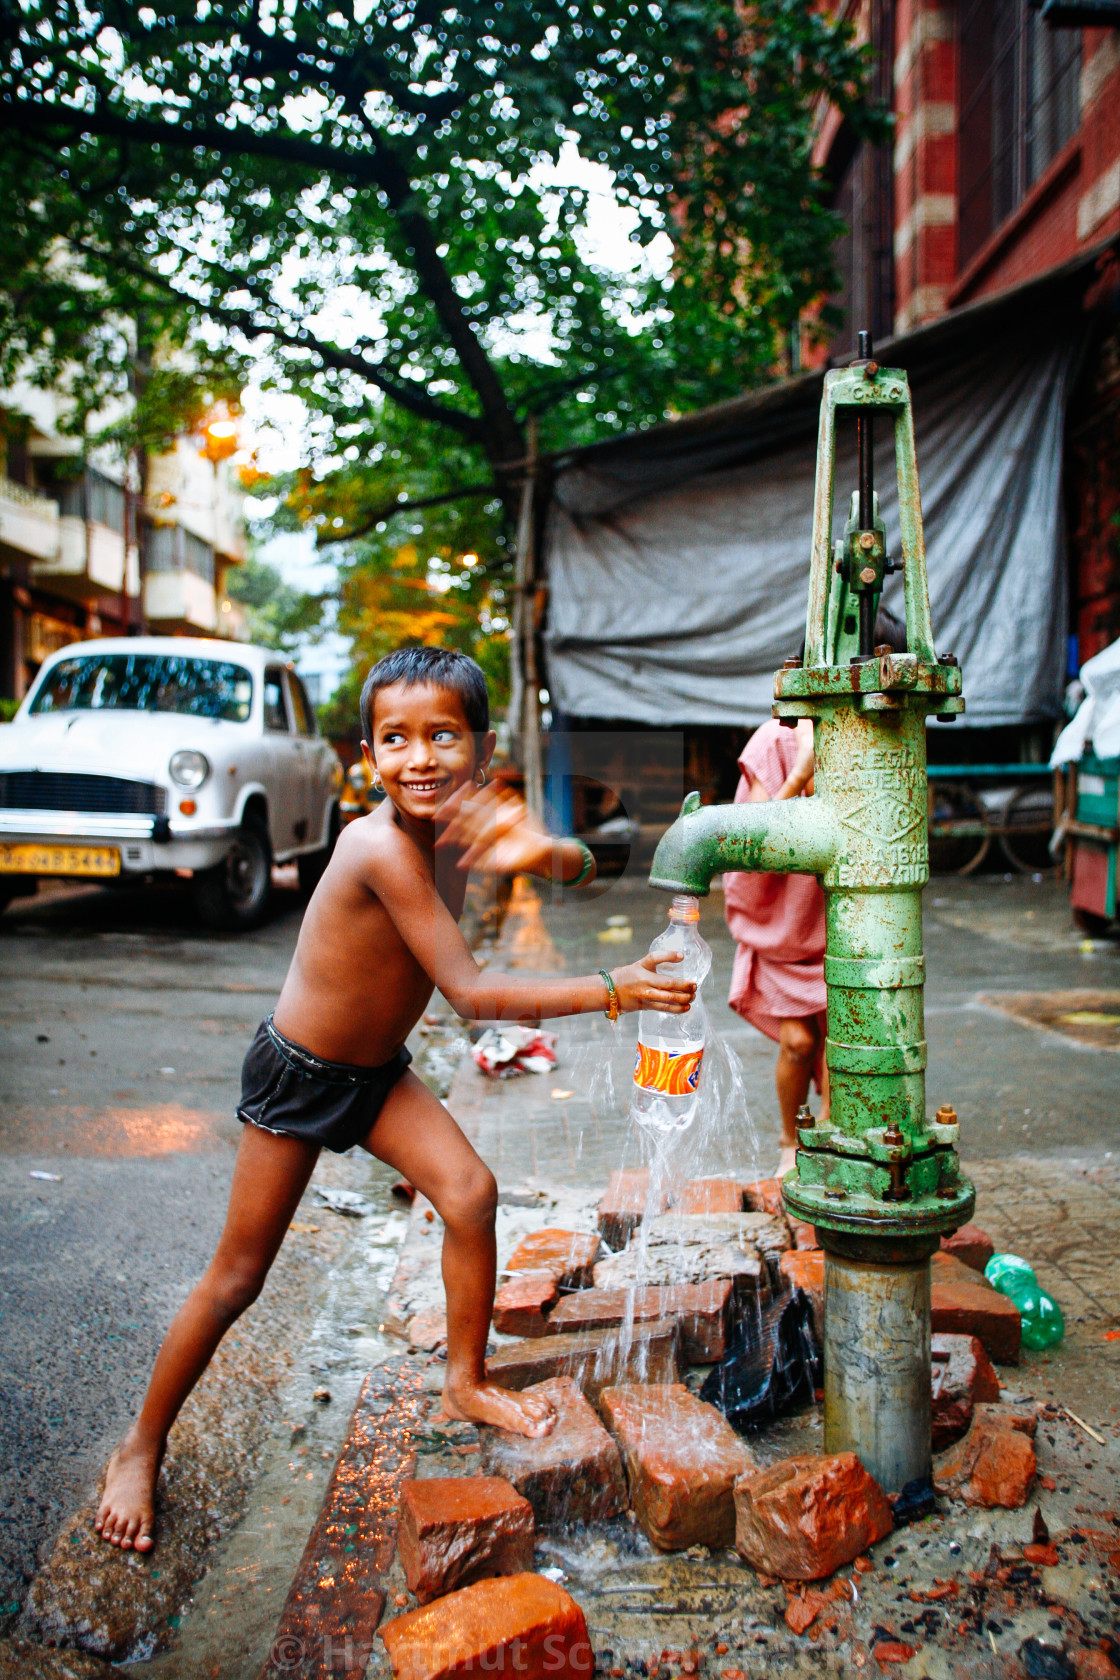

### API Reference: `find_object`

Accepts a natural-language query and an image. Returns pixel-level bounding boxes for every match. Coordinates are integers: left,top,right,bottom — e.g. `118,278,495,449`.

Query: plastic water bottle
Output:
984,1253,1065,1351
631,894,712,1132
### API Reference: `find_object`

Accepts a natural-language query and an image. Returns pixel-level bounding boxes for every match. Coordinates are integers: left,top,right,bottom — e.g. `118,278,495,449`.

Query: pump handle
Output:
855,329,876,656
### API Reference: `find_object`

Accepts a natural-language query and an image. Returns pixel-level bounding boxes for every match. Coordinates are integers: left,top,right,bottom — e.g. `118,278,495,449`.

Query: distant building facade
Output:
0,381,247,704
810,0,1120,664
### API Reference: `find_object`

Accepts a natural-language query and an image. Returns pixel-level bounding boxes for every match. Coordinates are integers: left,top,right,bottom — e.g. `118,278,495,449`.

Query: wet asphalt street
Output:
0,874,305,1615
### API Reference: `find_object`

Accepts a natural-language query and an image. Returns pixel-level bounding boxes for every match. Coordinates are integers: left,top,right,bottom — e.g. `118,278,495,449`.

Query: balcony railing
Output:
0,476,62,564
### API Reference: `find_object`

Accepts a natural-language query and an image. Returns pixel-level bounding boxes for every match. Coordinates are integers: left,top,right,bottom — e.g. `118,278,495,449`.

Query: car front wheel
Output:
192,818,272,931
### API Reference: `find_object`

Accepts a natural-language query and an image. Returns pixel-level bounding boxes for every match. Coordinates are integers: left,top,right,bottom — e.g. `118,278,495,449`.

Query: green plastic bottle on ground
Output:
984,1253,1065,1350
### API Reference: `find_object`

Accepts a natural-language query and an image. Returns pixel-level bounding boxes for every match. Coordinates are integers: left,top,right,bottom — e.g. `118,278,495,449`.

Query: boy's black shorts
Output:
237,1016,412,1154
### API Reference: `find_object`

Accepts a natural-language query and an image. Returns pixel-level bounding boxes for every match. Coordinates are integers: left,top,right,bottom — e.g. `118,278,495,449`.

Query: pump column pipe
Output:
648,355,971,1496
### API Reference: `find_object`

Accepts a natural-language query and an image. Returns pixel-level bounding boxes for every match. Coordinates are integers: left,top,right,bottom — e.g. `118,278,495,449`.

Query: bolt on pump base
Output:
649,335,973,1494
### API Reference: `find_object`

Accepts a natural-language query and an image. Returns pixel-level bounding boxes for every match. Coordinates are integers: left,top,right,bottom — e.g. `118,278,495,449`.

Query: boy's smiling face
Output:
363,680,495,823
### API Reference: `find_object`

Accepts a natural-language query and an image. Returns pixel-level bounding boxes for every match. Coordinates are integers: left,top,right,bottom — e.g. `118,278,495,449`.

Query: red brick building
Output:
811,1,1120,664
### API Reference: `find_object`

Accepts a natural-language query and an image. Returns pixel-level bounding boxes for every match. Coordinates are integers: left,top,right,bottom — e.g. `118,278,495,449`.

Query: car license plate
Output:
0,842,121,878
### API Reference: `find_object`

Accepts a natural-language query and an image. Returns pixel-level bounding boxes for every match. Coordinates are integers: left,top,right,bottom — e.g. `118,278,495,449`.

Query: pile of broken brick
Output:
378,1171,1040,1678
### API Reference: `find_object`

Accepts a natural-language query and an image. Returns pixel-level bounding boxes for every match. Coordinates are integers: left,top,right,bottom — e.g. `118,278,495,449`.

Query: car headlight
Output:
169,749,211,790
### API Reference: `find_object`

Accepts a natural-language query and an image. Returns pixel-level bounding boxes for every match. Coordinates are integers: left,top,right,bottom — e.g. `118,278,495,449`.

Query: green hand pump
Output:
649,334,973,1493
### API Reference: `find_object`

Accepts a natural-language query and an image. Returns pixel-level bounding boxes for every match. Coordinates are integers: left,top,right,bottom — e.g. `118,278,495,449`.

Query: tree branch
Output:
3,92,525,460
64,233,487,441
314,479,499,547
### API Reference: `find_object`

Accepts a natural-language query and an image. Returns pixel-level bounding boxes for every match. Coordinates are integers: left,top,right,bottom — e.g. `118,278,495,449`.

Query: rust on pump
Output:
648,333,972,1495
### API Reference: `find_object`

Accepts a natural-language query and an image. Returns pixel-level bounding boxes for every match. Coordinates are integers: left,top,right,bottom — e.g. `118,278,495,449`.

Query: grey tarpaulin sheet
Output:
543,325,1077,728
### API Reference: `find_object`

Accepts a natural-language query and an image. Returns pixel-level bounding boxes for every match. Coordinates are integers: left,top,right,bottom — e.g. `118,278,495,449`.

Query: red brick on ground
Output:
734,1453,894,1581
487,1320,679,1405
477,1377,627,1527
784,1589,828,1635
743,1179,786,1218
492,1269,558,1338
407,1307,447,1351
599,1383,757,1552
940,1223,995,1273
971,1401,1036,1434
380,1572,593,1678
932,1403,1038,1508
546,1280,735,1363
873,1642,916,1666
931,1332,1001,1449
791,1221,820,1251
506,1229,601,1288
397,1476,535,1604
673,1178,745,1216
598,1168,668,1249
593,1213,781,1295
1073,1650,1120,1680
931,1252,1021,1364
778,1249,825,1341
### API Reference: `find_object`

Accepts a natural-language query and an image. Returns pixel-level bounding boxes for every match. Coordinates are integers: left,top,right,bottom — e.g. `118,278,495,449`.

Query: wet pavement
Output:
3,866,1120,1677
1,874,295,1619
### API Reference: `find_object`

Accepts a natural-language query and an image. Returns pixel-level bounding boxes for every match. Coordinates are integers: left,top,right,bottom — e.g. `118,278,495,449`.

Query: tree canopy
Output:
0,0,883,711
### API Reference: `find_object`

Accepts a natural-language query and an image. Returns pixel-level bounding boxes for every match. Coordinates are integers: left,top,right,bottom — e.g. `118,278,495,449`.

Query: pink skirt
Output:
729,944,827,1090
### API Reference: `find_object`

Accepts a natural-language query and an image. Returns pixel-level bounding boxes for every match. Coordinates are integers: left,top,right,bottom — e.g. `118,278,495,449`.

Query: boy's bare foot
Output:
776,1145,797,1179
443,1377,556,1439
94,1432,162,1552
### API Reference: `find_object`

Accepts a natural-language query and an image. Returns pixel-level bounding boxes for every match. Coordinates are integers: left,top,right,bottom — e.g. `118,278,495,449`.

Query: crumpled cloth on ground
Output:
472,1025,558,1078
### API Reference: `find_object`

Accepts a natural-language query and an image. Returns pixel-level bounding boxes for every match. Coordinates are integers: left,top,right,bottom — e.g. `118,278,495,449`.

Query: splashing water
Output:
578,1015,770,1408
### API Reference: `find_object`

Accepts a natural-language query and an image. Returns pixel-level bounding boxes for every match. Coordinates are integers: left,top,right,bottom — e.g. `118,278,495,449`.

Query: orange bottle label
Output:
633,1043,704,1096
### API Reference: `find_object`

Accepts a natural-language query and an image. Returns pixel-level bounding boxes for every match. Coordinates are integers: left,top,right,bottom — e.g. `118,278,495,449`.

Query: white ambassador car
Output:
0,638,343,929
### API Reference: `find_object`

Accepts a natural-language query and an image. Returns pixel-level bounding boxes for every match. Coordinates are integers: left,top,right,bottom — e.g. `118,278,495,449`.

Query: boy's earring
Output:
371,769,383,789
474,767,488,787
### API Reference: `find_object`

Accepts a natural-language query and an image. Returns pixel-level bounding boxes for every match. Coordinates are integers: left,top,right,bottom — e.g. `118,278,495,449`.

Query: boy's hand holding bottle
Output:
609,951,696,1015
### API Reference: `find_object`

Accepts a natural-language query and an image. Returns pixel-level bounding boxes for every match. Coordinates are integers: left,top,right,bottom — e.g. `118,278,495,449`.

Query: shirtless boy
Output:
95,646,695,1552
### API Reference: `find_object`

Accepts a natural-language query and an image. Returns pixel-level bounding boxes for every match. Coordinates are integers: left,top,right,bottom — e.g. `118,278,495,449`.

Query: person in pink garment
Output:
725,612,907,1174
724,717,825,1177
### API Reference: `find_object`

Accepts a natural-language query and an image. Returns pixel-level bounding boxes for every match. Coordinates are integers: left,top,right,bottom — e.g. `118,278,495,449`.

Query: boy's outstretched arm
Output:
436,781,593,885
365,829,692,1024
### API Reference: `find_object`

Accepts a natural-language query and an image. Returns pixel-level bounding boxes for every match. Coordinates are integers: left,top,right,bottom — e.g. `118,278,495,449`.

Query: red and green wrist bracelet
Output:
599,968,619,1022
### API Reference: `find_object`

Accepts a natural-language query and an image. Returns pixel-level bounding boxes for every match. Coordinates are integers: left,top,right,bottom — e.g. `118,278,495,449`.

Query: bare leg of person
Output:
362,1070,554,1439
95,1126,319,1552
776,1015,822,1175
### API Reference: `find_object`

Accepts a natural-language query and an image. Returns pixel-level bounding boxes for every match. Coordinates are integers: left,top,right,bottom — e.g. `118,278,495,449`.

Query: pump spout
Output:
649,789,839,897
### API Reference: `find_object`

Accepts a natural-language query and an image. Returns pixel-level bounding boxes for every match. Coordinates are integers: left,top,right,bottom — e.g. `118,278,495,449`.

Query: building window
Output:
959,0,1081,270
53,468,127,534
142,523,215,585
181,530,215,585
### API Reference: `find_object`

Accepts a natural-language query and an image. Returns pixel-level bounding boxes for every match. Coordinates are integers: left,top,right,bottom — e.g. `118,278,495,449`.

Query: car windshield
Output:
29,654,253,723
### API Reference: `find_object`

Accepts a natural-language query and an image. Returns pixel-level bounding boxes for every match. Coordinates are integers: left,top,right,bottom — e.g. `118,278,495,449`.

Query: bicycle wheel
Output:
928,781,992,876
999,783,1058,874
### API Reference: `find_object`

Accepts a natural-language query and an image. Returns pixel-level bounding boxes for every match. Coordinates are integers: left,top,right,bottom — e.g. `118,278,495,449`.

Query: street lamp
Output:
200,415,239,464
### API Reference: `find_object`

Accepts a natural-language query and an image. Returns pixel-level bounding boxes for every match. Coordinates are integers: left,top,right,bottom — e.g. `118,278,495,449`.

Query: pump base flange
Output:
782,1172,974,1258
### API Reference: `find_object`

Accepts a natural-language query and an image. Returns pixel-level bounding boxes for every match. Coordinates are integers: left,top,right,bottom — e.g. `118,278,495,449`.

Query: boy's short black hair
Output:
360,647,490,747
